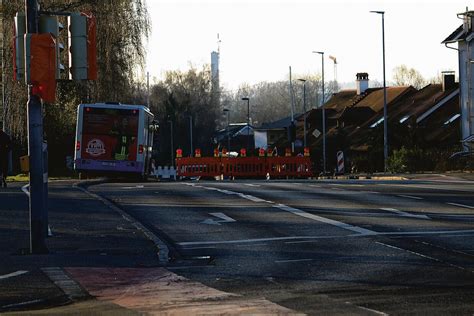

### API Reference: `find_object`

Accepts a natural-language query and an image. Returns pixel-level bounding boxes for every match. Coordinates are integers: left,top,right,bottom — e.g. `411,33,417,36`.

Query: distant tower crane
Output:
329,55,338,92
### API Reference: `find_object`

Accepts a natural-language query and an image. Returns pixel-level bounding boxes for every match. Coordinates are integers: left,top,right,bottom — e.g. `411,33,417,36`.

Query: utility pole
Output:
189,116,193,156
289,66,295,152
146,71,150,108
26,0,48,254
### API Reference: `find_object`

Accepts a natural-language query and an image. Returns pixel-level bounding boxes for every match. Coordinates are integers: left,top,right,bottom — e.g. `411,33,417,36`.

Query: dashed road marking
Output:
380,207,430,219
274,203,377,235
375,242,468,271
397,194,423,200
0,270,28,280
275,258,313,263
447,202,474,209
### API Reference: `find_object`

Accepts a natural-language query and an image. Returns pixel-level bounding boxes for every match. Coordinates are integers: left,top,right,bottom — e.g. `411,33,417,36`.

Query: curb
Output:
72,181,170,265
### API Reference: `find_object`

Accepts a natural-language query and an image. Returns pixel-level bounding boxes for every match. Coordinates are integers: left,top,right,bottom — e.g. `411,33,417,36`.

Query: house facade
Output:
443,10,474,152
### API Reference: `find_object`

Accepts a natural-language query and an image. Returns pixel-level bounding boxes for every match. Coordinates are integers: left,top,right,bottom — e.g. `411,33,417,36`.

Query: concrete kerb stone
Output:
72,180,170,265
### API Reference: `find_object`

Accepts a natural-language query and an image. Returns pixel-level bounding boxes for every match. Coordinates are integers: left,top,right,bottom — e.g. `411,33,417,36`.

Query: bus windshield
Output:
81,107,139,161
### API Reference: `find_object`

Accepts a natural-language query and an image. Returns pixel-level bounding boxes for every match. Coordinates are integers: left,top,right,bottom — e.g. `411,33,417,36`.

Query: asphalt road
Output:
89,179,474,315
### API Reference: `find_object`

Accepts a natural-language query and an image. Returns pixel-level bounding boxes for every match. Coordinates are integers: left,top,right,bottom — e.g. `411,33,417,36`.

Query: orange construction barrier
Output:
304,147,310,157
285,148,292,157
176,155,312,179
213,148,219,157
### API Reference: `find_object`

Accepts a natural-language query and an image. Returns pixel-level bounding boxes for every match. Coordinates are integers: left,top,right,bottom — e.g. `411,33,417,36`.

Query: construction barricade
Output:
176,155,312,179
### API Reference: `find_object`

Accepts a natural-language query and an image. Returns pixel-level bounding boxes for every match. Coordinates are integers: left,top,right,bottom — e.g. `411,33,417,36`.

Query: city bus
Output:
74,103,157,178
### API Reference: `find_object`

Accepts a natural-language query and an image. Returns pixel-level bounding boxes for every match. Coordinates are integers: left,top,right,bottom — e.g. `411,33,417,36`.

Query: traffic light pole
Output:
26,0,48,254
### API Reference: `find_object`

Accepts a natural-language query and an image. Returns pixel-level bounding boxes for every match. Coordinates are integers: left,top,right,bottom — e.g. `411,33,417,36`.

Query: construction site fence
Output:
176,156,313,178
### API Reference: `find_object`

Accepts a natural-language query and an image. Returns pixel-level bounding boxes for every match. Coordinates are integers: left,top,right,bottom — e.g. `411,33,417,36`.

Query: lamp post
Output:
168,119,174,166
370,10,388,172
223,108,230,151
297,79,307,147
242,97,250,153
189,116,193,157
313,51,326,174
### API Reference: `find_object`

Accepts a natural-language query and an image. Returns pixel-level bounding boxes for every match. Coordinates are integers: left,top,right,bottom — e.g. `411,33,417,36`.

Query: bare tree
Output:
392,65,426,89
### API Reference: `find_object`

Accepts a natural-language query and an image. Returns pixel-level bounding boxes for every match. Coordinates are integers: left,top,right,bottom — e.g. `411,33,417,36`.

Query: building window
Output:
444,113,460,125
370,117,384,128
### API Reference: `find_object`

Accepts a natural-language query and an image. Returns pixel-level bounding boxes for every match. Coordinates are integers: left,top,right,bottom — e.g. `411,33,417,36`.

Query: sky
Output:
145,0,470,90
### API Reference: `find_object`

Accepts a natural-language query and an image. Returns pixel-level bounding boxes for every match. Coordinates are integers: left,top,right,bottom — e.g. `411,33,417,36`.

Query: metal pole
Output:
146,71,150,108
371,10,388,172
289,66,295,152
227,111,230,151
26,0,47,254
170,121,174,166
189,116,193,156
303,82,307,147
382,13,388,173
321,53,326,175
247,98,250,153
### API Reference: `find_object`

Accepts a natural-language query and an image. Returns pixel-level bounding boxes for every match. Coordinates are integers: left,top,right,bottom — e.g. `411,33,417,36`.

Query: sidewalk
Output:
0,180,298,315
0,180,160,314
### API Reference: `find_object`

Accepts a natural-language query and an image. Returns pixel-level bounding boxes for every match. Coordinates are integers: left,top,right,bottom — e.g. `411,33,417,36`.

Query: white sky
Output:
145,0,469,90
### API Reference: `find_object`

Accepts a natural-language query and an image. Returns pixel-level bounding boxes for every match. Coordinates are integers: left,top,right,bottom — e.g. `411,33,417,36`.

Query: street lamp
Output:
167,119,174,166
370,10,388,172
223,108,230,151
313,51,326,174
297,79,307,147
242,97,250,153
189,116,193,157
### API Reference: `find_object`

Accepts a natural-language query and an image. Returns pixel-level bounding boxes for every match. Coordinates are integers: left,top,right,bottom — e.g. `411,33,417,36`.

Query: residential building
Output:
442,9,474,152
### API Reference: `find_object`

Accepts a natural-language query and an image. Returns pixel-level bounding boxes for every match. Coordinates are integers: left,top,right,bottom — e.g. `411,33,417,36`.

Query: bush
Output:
388,147,408,173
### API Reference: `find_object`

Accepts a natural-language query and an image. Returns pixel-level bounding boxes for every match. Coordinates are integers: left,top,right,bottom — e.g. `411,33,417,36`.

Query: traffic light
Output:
24,33,57,102
14,12,26,81
39,15,65,79
68,12,97,80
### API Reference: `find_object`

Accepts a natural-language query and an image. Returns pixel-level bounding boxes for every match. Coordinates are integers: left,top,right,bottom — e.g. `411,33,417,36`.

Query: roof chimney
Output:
442,71,456,92
356,73,369,95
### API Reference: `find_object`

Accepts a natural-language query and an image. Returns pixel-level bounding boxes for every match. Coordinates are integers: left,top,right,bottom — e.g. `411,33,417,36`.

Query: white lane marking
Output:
178,236,342,246
200,185,268,203
376,242,467,271
238,193,267,202
397,194,423,200
21,184,30,197
376,242,441,261
236,243,268,248
244,183,261,187
201,212,236,225
274,204,376,235
275,258,313,263
356,305,388,316
309,185,321,188
177,229,474,247
1,299,44,310
363,191,380,194
182,246,217,250
0,270,29,280
380,208,430,219
209,212,236,222
123,185,145,189
447,202,474,209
